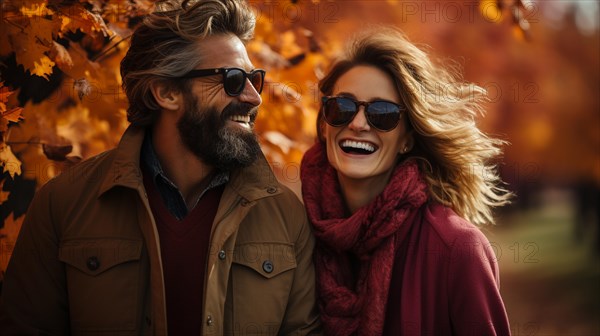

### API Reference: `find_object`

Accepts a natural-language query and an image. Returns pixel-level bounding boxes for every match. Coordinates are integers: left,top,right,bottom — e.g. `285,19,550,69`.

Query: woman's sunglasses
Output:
321,96,405,132
180,67,266,96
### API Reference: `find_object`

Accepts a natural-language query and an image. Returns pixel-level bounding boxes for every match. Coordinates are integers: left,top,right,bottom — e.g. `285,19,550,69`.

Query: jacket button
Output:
86,256,100,271
218,250,226,260
262,260,274,273
206,315,213,326
266,187,277,194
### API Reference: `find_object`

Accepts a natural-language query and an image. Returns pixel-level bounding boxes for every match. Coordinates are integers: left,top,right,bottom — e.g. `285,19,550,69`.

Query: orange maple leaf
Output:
0,83,24,126
0,82,15,107
60,5,109,37
1,108,24,123
0,213,25,277
11,31,54,79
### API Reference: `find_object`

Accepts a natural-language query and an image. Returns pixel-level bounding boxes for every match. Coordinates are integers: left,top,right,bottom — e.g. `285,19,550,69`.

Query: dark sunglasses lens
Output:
249,71,264,94
366,101,401,131
324,97,356,126
224,69,245,95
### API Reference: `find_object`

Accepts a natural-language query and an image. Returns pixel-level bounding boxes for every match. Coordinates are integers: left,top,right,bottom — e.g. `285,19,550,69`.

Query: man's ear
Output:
150,80,182,111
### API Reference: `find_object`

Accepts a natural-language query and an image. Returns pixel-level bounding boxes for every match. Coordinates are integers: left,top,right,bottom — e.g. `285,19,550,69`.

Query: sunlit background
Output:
1,1,599,334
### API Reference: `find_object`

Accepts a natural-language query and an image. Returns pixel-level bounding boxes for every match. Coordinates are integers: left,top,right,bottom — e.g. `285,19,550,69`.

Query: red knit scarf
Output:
301,143,428,335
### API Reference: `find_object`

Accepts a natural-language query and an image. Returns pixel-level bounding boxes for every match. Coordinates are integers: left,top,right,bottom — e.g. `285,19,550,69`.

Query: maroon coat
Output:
383,202,510,335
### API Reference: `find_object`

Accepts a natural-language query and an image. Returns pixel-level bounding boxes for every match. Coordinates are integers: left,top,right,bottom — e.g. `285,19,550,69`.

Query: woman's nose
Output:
347,106,370,132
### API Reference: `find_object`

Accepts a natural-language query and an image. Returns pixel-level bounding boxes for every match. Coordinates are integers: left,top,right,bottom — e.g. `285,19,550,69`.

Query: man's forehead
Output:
195,34,253,69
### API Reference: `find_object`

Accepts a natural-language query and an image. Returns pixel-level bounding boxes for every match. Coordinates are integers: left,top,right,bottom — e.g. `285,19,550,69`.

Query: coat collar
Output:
98,125,145,196
98,124,281,201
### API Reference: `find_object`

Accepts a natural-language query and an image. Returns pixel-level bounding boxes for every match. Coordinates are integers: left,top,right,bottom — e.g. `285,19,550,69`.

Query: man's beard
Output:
176,94,262,171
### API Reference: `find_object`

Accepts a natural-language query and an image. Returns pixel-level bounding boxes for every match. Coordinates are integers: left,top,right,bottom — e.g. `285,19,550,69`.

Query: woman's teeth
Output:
340,140,376,154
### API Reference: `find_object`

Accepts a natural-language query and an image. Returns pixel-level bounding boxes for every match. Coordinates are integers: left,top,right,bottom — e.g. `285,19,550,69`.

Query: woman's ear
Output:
150,81,182,111
400,130,415,154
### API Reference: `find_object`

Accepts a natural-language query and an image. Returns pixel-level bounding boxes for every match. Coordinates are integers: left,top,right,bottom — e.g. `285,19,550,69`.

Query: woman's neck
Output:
338,169,394,214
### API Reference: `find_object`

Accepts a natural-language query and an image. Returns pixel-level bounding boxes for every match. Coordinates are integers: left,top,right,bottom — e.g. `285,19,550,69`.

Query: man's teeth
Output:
340,140,376,153
230,115,250,123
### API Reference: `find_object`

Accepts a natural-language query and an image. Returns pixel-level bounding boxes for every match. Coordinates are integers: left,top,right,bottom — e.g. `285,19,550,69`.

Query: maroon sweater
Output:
143,172,224,336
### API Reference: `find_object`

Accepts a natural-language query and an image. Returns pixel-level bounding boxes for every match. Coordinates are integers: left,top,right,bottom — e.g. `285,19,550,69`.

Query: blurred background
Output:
1,1,599,334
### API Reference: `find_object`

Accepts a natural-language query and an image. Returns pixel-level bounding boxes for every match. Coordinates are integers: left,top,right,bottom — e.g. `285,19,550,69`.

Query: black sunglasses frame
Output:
321,96,405,132
180,67,266,96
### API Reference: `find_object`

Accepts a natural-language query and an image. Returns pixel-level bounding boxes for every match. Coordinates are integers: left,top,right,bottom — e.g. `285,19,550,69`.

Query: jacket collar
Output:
98,125,146,196
98,124,281,201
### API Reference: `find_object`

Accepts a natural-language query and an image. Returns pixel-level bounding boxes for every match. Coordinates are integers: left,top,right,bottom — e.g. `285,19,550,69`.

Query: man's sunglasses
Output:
321,96,405,132
180,67,266,97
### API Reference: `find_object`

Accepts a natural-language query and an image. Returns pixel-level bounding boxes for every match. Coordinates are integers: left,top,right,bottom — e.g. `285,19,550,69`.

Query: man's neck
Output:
150,123,215,209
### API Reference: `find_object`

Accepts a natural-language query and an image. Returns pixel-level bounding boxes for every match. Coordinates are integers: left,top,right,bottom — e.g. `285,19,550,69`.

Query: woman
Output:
301,27,512,335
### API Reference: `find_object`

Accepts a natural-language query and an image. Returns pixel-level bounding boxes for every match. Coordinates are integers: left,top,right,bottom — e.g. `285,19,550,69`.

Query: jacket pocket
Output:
59,238,143,333
232,242,297,278
229,242,297,333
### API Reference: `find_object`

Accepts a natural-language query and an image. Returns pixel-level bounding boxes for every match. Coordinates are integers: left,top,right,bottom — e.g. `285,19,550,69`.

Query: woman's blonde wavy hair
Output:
318,27,512,225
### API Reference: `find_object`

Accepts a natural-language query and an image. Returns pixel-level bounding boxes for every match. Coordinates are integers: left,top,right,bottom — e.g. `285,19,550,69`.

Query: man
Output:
0,0,320,335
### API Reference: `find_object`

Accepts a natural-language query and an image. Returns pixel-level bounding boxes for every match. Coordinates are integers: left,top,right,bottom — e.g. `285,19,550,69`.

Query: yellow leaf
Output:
0,213,25,277
0,145,22,179
20,2,53,17
30,56,55,80
4,17,58,77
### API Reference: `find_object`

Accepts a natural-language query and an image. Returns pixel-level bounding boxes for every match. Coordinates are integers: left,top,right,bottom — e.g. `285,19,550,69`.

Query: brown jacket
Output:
0,126,320,335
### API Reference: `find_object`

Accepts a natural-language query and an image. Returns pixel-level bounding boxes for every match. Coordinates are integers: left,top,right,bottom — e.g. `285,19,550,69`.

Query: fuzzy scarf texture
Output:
301,143,428,335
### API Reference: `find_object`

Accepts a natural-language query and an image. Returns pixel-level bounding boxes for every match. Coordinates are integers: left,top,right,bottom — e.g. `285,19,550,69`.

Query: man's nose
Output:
237,78,262,106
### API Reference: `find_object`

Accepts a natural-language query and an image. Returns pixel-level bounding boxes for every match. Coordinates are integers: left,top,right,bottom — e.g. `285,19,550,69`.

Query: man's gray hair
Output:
120,0,256,125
